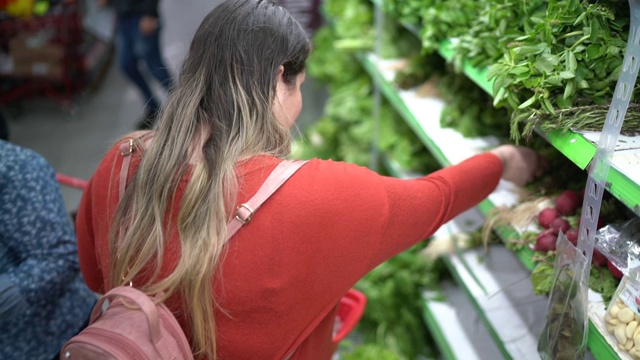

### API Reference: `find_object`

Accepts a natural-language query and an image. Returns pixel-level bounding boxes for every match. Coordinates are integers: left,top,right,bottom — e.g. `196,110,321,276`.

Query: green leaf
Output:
545,75,564,86
510,65,530,75
487,64,504,80
560,70,575,79
591,19,602,43
563,81,575,99
494,87,507,105
542,97,556,114
513,43,548,57
586,44,604,59
518,94,537,109
531,263,555,295
565,51,577,72
535,54,560,74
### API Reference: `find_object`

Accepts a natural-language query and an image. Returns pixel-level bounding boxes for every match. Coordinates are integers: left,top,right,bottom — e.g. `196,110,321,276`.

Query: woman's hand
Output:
490,145,547,186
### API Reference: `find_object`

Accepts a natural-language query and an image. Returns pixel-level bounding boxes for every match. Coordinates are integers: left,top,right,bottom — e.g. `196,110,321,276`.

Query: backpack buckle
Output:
235,203,254,224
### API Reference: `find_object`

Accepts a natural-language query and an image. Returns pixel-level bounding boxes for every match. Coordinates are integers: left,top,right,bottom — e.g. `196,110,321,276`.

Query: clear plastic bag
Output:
596,218,640,275
604,268,640,358
538,234,589,360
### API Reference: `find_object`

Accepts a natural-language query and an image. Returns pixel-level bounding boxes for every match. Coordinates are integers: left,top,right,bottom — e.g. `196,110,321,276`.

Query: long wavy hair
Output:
108,1,310,358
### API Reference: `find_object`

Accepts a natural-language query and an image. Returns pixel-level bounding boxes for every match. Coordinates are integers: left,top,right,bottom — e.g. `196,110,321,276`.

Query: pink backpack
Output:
61,138,307,359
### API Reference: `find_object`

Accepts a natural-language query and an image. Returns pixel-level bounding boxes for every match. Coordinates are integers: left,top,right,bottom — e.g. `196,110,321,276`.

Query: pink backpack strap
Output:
118,142,307,241
226,160,308,241
119,139,135,199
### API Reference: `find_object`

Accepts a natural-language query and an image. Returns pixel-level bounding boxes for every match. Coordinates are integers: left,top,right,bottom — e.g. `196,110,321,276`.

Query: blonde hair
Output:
108,1,310,358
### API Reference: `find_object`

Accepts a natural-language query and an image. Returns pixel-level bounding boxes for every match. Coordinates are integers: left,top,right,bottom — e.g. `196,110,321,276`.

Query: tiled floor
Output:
4,0,326,212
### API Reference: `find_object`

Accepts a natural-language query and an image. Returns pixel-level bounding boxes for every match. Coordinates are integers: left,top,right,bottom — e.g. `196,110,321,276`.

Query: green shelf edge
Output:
358,53,451,168
437,40,494,95
588,321,621,360
420,296,458,360
442,256,513,360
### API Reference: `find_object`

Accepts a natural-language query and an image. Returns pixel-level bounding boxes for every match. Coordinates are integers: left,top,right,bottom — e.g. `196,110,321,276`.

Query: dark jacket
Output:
110,0,159,18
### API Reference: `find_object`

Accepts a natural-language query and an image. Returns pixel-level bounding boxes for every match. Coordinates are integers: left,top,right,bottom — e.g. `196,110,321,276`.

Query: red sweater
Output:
76,142,502,359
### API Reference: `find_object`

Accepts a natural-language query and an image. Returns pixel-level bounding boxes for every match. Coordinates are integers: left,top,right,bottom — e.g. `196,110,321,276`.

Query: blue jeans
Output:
116,15,173,116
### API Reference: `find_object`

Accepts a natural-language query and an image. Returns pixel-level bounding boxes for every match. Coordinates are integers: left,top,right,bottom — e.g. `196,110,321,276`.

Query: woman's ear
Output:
276,65,285,81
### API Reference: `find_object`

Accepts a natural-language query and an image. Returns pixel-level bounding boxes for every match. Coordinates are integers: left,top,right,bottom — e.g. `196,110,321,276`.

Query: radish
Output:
566,228,579,246
608,260,623,279
592,249,607,267
556,190,582,215
550,218,571,233
534,229,558,252
538,208,560,229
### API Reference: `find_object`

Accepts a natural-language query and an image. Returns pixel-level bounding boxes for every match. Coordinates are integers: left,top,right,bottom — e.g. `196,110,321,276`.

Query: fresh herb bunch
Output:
378,16,423,60
306,27,365,89
354,242,445,360
437,70,511,138
380,0,429,26
451,0,546,70
324,0,375,51
393,52,447,90
516,103,640,139
483,0,631,141
419,0,479,52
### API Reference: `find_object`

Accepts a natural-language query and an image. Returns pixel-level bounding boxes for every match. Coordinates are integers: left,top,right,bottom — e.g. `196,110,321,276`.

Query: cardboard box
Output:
9,31,66,61
11,58,64,80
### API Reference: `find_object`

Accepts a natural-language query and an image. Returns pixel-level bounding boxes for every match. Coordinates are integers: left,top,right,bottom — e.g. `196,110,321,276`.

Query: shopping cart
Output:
56,172,87,190
333,288,367,344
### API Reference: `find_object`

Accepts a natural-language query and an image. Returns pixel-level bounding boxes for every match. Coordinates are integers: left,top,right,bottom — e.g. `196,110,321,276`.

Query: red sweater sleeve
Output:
371,152,502,265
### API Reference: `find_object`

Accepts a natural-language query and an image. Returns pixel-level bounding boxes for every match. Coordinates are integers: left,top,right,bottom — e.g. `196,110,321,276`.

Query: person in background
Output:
75,1,546,359
0,140,96,359
99,0,174,129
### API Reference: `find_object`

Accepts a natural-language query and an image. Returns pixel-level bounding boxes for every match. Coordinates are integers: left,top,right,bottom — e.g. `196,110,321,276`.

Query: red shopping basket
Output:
56,173,87,190
333,288,367,343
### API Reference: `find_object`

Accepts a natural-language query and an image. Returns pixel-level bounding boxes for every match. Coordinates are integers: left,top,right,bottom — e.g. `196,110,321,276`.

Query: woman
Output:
76,1,544,359
0,140,96,359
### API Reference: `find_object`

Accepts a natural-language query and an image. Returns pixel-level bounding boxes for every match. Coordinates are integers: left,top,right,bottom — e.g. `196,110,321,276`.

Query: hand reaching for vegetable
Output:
490,145,546,186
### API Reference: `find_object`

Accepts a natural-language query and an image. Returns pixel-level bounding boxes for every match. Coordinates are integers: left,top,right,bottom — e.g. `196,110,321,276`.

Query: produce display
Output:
314,0,640,358
378,0,640,142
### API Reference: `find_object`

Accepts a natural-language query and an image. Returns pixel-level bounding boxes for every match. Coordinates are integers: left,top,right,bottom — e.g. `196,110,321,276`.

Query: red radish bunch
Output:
533,190,584,253
608,261,623,279
534,229,559,252
538,208,560,229
592,249,608,267
555,190,582,216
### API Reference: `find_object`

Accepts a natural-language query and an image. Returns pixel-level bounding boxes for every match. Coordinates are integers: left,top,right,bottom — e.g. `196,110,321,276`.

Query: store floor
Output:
4,0,326,213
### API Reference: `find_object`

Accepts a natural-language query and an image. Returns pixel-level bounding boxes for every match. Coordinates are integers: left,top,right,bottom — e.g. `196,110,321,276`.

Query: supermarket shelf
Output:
359,52,536,269
431,208,548,359
422,281,503,360
444,244,548,360
360,50,619,360
436,40,640,215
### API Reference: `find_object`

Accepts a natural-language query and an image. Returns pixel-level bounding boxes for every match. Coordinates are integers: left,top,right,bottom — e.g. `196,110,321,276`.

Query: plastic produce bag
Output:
603,268,640,358
538,233,589,360
596,218,640,274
